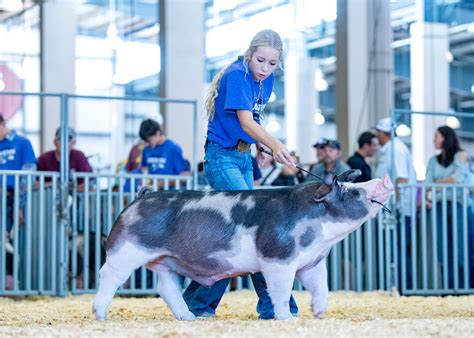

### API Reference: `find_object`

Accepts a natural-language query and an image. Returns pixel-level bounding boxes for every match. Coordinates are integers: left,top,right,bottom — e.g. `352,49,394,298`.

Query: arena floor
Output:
1,290,473,337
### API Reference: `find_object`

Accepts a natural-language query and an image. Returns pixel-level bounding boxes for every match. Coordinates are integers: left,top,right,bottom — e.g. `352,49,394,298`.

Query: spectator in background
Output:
37,127,92,190
374,117,416,288
0,114,36,231
0,113,36,290
126,141,146,173
425,125,473,288
347,131,378,183
305,138,350,183
139,119,189,176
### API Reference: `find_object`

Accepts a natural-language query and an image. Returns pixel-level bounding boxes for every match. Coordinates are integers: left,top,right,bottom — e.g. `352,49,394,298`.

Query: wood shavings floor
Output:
1,290,473,337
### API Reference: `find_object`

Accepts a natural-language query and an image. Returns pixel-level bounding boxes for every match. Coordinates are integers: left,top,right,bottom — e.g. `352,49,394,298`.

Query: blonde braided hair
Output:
206,29,283,120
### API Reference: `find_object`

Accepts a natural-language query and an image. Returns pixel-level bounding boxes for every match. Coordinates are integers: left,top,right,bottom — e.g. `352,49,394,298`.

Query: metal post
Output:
192,100,198,190
58,94,70,296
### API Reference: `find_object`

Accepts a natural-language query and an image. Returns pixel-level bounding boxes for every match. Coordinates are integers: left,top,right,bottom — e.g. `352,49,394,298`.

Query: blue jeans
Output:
183,142,298,318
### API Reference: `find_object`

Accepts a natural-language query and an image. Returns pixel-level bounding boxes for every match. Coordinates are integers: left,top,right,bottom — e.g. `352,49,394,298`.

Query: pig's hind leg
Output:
260,264,297,320
93,242,156,320
296,258,328,318
147,263,196,321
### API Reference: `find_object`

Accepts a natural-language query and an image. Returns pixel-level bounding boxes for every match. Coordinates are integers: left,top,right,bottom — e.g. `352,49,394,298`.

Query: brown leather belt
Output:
236,140,251,153
206,140,251,153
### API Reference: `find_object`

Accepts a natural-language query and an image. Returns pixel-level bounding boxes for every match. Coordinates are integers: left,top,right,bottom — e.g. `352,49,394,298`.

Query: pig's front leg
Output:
148,264,196,321
296,258,328,318
260,264,297,320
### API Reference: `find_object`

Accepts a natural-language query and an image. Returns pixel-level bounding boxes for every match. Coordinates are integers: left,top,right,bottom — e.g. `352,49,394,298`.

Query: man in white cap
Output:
374,117,416,288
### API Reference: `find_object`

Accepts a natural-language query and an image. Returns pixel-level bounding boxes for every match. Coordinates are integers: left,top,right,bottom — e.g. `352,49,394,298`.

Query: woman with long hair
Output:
426,125,473,288
182,30,298,319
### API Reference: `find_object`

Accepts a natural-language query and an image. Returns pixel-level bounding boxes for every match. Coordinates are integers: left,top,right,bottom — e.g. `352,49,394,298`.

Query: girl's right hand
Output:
271,142,295,166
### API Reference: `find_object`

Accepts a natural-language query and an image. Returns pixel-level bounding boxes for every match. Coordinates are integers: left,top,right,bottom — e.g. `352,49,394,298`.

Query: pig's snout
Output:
365,175,393,203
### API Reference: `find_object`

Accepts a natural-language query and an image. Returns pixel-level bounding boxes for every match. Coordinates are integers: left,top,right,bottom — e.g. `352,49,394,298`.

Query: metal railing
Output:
398,182,474,295
1,170,472,296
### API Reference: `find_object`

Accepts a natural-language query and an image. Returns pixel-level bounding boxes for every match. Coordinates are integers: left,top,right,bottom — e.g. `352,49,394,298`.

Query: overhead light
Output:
471,84,474,93
314,68,328,91
314,110,325,125
0,73,5,91
396,124,411,137
446,116,460,129
1,0,23,11
269,91,277,103
106,23,122,50
445,51,454,63
468,23,474,33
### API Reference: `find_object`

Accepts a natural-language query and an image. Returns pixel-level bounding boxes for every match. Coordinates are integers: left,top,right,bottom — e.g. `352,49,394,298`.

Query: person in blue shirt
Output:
183,29,298,320
139,119,189,176
0,114,36,232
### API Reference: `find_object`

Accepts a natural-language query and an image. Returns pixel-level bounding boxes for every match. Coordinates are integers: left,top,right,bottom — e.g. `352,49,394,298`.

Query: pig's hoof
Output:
175,310,196,321
275,313,295,320
92,305,107,321
313,309,327,319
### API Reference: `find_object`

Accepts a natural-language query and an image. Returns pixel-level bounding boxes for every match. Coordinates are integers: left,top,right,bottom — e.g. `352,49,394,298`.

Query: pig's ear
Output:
337,169,361,182
314,173,334,202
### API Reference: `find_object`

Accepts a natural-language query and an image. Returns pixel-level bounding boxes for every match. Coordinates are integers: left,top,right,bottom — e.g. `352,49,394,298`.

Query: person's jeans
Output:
183,142,298,318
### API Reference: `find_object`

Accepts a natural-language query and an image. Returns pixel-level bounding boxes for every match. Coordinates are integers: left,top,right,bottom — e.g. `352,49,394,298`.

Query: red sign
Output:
0,64,23,121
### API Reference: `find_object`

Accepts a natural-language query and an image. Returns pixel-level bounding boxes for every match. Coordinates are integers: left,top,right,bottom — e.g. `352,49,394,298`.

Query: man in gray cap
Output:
37,127,92,185
305,138,350,182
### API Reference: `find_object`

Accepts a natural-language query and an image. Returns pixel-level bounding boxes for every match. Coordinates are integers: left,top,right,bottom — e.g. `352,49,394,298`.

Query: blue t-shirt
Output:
0,131,37,188
141,139,189,175
207,59,274,148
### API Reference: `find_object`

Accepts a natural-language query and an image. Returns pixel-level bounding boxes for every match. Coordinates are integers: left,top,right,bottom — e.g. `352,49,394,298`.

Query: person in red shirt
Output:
37,127,92,189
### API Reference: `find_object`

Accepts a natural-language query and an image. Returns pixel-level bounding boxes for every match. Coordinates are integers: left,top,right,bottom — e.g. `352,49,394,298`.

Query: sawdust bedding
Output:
0,290,473,337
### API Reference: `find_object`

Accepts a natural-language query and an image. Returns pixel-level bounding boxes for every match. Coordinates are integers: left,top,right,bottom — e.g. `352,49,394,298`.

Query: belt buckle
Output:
236,140,250,153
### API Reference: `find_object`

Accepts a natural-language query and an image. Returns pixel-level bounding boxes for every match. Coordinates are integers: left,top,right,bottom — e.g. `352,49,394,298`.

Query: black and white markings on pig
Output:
107,182,369,263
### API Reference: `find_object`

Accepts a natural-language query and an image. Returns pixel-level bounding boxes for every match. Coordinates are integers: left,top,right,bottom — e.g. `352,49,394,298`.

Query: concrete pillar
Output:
40,1,76,152
159,0,205,165
410,22,449,180
336,0,393,159
284,35,318,165
335,0,369,159
367,0,393,128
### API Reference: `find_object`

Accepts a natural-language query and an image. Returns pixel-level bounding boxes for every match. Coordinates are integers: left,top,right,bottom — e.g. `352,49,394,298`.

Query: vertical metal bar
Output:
95,175,101,291
462,188,468,290
400,187,407,293
164,178,169,191
192,100,198,190
58,93,69,297
51,178,57,294
25,174,32,292
452,187,458,290
343,237,349,290
431,185,438,290
176,178,181,190
384,211,391,290
107,177,113,236
442,187,448,289
377,211,384,290
411,186,417,290
0,175,6,291
38,176,45,293
71,176,78,293
84,177,90,290
391,207,399,291
421,186,428,290
365,218,373,290
13,175,20,291
356,227,362,291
